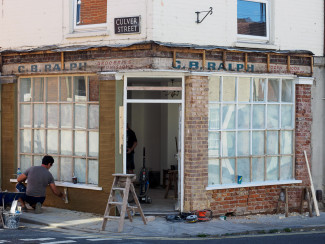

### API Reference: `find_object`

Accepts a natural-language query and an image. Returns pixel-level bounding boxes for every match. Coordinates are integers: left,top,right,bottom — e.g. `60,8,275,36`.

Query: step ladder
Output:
276,186,313,217
101,174,147,232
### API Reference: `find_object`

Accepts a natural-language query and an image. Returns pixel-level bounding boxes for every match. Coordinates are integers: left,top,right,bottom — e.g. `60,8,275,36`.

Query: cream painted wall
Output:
0,0,323,55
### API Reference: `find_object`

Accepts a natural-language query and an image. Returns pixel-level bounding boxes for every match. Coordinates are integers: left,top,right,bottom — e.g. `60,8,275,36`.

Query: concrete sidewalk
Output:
19,207,325,238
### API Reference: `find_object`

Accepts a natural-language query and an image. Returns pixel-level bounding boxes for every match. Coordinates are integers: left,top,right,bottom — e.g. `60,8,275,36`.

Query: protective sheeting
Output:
0,41,314,55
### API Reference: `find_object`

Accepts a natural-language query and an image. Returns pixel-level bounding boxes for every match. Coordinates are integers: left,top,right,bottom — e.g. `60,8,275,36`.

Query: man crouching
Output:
16,155,65,214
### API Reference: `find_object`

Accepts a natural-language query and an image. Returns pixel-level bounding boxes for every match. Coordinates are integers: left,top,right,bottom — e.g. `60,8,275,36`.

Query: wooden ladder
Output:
101,174,147,232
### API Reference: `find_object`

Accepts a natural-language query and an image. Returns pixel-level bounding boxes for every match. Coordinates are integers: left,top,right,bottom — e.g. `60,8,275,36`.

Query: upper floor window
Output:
237,0,269,42
73,0,107,31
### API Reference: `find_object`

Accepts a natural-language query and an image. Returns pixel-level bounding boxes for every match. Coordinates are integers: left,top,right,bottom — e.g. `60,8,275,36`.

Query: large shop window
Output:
18,76,99,185
237,0,269,42
208,76,295,187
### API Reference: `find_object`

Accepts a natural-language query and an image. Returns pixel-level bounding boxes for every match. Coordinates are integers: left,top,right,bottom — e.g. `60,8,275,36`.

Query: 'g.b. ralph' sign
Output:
115,16,140,34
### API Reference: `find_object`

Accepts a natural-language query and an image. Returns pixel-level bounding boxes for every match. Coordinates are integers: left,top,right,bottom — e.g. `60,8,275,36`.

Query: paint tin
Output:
237,175,242,184
72,176,77,184
219,216,226,220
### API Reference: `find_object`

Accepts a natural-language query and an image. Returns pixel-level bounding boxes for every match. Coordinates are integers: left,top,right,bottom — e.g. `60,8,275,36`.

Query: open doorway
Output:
124,76,183,214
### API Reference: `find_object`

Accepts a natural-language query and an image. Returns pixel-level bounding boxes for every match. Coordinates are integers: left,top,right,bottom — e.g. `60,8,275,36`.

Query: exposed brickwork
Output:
183,75,210,212
79,0,107,25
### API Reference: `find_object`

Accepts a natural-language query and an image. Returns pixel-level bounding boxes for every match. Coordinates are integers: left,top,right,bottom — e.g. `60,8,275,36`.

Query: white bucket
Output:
2,211,21,229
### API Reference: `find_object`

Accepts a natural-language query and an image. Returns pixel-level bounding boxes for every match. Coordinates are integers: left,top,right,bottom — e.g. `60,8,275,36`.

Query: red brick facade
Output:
79,0,107,25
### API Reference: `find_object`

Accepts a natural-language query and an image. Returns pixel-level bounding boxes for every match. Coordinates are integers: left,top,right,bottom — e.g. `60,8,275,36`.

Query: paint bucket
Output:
2,211,21,229
237,175,242,184
72,176,77,184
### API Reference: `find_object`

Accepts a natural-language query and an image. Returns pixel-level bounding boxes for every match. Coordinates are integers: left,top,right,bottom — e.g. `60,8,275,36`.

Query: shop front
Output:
0,42,314,215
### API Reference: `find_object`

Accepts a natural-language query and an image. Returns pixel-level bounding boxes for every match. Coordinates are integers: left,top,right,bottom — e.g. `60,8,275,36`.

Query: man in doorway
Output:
127,123,138,174
16,155,65,214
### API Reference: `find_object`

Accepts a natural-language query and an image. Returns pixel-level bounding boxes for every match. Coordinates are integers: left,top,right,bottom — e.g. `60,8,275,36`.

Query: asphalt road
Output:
0,224,324,243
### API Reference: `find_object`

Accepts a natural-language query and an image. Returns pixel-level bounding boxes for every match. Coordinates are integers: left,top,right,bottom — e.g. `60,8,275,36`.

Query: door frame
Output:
122,72,185,212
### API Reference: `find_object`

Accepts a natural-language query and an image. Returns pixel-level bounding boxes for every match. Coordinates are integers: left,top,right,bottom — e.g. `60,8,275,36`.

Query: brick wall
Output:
79,0,107,25
183,75,210,212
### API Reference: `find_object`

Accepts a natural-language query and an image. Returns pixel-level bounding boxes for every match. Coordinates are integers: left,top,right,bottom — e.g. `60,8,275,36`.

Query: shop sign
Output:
115,16,140,34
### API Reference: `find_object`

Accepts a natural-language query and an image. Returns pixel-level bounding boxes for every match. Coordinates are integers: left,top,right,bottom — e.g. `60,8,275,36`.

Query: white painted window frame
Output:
17,75,99,186
122,72,185,212
73,0,107,32
207,74,298,190
237,0,270,43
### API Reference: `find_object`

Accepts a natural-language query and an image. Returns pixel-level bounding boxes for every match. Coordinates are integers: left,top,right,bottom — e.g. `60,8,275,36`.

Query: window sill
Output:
10,179,102,191
206,179,302,190
235,41,279,50
66,30,109,39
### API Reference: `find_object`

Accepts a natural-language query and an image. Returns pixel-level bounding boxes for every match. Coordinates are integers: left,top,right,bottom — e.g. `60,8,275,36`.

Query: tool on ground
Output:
195,209,212,221
101,174,147,232
186,214,198,223
138,147,151,204
304,150,320,216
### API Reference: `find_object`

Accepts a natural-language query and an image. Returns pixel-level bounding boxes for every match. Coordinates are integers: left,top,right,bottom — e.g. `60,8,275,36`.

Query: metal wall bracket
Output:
195,7,213,24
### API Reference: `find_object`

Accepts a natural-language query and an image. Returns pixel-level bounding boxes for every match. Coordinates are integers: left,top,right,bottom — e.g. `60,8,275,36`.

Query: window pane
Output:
34,155,42,166
267,131,278,155
208,159,220,185
222,105,236,129
238,131,250,156
222,77,236,101
252,105,265,129
33,77,44,102
238,104,250,129
47,104,58,128
75,131,86,156
47,130,58,154
281,79,293,102
280,156,293,180
268,79,279,102
75,158,86,183
266,157,278,181
252,131,264,155
75,104,86,129
34,104,44,128
46,77,58,101
89,105,99,129
237,0,267,37
208,132,220,157
60,77,73,102
222,159,235,184
74,76,86,102
267,105,279,128
281,131,293,154
20,129,31,153
20,78,31,102
34,130,45,154
209,104,220,130
237,158,250,183
20,155,31,172
252,157,264,181
61,130,72,155
281,105,293,129
20,104,31,127
61,157,72,182
253,78,265,102
89,76,99,101
208,76,220,101
89,132,99,157
238,77,250,102
49,156,58,180
222,132,235,157
60,104,72,128
89,160,98,184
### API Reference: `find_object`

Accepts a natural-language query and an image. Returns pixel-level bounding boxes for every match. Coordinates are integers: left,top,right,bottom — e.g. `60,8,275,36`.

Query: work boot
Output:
35,202,42,214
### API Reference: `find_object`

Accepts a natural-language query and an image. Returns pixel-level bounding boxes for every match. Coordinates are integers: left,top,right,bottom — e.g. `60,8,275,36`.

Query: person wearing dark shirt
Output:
127,123,137,174
16,155,65,214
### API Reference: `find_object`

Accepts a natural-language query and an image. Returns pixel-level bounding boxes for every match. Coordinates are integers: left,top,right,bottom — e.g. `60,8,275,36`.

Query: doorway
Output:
123,76,184,214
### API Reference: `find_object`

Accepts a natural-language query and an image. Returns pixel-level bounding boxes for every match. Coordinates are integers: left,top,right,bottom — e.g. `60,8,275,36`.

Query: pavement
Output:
16,207,325,238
